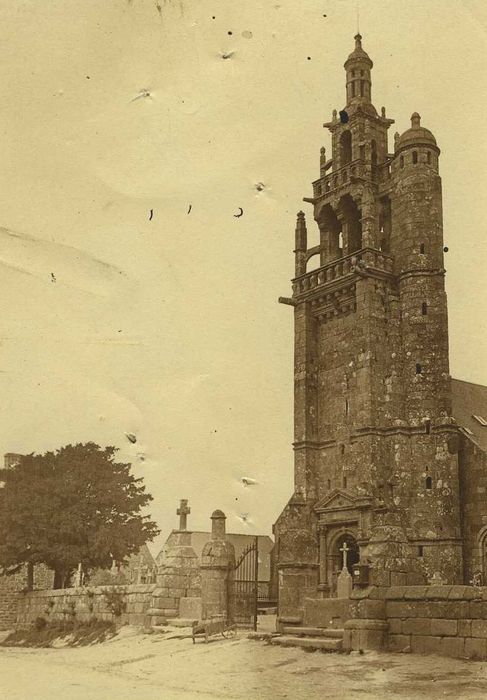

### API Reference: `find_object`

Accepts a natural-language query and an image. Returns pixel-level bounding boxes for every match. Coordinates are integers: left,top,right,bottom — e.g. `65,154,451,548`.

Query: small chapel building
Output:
273,35,487,621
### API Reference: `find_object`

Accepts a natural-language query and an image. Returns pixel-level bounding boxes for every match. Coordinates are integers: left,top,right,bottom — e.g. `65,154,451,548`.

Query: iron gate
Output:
230,536,258,630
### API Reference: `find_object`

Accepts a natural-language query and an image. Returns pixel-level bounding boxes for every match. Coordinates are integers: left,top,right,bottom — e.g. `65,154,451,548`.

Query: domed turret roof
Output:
211,509,226,519
396,113,438,152
344,34,373,68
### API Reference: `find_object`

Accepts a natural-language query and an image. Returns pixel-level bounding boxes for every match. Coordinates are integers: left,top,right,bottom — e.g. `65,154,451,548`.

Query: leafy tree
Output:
0,443,160,588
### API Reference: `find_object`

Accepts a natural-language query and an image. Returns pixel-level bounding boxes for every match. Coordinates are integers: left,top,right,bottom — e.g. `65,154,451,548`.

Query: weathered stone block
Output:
385,586,407,600
469,601,487,618
303,598,352,628
440,637,465,658
152,597,176,609
179,597,202,620
388,634,411,653
430,618,457,636
448,586,479,600
458,619,472,637
352,599,385,620
471,620,487,638
403,586,429,600
410,635,442,655
402,617,431,636
464,637,487,659
425,585,451,600
388,618,402,635
386,601,415,618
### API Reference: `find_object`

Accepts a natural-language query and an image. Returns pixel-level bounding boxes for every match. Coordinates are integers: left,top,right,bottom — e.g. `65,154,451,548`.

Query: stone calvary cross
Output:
337,540,353,599
177,498,191,531
339,540,350,570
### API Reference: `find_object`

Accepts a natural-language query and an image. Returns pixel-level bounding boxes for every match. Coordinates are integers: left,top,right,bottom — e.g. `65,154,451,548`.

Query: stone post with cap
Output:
200,510,236,621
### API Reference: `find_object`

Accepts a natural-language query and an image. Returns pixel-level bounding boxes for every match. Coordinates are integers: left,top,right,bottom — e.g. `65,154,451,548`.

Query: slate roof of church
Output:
452,378,487,452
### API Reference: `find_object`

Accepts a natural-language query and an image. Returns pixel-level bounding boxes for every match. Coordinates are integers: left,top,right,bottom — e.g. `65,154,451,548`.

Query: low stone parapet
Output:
15,584,157,629
343,584,487,659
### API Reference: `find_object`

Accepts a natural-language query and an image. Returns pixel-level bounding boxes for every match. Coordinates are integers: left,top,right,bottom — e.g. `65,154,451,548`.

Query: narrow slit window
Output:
340,444,345,455
418,545,424,557
327,479,331,490
412,150,418,164
422,302,428,315
351,81,356,97
425,419,431,435
345,399,349,416
416,363,422,374
420,243,425,254
427,151,432,165
342,475,347,489
400,155,404,169
426,476,432,489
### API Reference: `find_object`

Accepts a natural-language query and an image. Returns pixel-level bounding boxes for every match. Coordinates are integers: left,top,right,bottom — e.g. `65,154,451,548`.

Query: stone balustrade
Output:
312,159,366,198
293,248,394,296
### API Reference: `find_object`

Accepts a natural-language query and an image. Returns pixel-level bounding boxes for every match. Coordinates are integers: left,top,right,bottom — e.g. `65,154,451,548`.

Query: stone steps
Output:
166,618,197,628
282,626,343,639
270,635,343,652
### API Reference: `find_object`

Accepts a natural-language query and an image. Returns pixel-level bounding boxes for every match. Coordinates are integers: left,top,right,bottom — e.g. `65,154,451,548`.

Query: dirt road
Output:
2,625,487,699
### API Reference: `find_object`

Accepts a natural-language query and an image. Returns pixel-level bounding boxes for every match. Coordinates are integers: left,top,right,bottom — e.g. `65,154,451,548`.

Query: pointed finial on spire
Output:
320,146,326,174
295,211,307,253
411,112,421,128
354,33,362,49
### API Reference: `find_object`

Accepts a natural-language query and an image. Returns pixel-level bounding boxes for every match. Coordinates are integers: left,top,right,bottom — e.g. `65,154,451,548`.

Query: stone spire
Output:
344,33,373,107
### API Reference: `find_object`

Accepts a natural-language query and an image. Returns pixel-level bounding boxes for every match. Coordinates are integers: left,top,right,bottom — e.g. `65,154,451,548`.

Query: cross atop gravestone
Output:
177,498,191,531
339,540,350,571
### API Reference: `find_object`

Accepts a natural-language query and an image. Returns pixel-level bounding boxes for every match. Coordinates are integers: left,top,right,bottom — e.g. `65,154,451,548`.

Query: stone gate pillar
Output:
200,510,235,621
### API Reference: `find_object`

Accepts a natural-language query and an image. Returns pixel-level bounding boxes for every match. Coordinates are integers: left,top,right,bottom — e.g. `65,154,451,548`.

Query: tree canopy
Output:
0,443,160,588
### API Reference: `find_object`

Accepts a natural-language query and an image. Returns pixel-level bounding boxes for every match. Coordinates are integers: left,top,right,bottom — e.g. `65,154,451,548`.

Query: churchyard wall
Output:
15,584,156,629
0,564,54,630
344,584,487,659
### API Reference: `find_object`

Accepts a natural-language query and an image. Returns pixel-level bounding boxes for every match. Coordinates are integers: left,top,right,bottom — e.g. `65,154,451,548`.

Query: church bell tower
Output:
274,35,462,618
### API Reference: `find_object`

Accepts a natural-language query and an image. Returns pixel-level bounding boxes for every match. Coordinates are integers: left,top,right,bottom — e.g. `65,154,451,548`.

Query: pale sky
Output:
0,0,486,555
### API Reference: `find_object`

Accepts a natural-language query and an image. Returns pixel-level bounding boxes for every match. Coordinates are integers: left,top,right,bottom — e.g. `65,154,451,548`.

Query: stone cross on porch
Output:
337,540,353,599
177,498,191,531
339,540,350,571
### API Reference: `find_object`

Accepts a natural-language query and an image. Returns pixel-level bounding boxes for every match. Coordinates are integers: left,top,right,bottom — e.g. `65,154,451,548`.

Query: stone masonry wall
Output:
0,564,54,630
458,433,487,584
15,584,156,630
344,584,487,660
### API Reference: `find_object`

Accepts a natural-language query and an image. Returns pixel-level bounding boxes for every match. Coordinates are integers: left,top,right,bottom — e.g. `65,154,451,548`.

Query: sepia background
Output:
0,0,485,553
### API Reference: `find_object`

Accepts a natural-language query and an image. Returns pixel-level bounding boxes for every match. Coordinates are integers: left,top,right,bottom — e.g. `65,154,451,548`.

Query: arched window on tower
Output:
340,131,352,166
425,476,432,490
351,81,356,98
427,151,432,165
412,150,418,164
